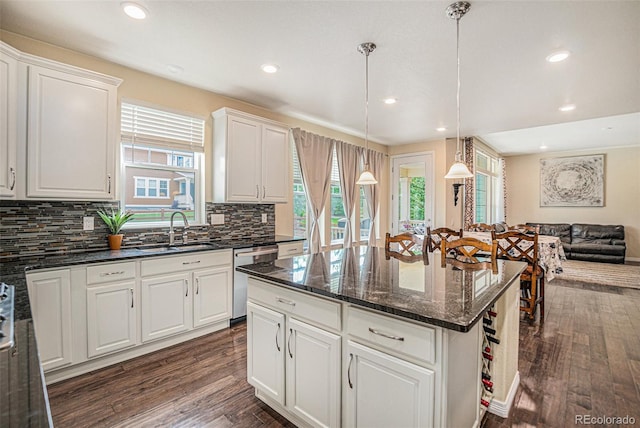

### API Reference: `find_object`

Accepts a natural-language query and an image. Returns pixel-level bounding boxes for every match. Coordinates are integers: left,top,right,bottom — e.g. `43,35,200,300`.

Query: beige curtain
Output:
292,128,335,254
361,148,385,246
336,141,360,248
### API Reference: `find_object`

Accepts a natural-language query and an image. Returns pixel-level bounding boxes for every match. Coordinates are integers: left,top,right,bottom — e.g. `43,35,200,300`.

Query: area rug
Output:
555,260,640,289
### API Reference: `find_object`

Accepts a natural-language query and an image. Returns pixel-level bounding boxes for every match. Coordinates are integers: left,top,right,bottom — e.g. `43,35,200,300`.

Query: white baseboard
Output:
625,256,640,263
488,371,520,418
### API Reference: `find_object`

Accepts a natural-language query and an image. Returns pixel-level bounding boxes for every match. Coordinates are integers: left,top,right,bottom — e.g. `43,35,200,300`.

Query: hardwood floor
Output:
48,277,640,427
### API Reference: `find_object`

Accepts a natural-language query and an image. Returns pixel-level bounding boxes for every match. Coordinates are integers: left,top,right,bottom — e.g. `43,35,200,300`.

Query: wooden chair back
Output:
425,227,463,252
467,223,494,232
385,232,426,256
492,230,545,321
440,237,497,271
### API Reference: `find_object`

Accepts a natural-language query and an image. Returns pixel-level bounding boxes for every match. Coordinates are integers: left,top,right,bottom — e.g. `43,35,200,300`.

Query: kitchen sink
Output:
137,244,214,253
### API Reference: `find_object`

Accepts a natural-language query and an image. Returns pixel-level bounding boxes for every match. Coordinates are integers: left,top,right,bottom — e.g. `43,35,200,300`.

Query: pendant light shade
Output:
445,1,473,180
356,42,378,185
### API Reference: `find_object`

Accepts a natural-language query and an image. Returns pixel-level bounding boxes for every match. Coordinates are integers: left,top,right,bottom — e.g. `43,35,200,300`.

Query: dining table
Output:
463,231,566,280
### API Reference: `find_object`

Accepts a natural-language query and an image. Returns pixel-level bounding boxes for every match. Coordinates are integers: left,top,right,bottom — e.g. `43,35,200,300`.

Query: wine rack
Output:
480,305,499,420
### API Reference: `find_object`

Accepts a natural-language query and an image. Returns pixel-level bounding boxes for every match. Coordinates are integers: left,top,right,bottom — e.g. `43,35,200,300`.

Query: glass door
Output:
391,154,434,235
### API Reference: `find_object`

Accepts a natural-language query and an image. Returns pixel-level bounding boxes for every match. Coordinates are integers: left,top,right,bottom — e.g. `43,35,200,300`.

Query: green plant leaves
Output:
96,207,135,235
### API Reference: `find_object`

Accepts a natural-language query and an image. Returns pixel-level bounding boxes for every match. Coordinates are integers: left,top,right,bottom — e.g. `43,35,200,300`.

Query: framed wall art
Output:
540,154,604,207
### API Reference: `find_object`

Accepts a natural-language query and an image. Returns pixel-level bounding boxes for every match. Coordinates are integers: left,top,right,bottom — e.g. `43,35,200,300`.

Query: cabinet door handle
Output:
256,185,259,199
276,297,296,306
288,328,293,358
9,167,16,191
107,174,111,194
275,322,281,352
130,288,134,308
185,279,189,297
263,186,266,198
368,327,405,341
182,260,201,265
348,353,354,389
196,278,199,295
100,271,124,277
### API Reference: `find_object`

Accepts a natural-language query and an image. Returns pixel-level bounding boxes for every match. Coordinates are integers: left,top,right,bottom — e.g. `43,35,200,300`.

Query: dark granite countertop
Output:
236,246,526,332
0,320,52,427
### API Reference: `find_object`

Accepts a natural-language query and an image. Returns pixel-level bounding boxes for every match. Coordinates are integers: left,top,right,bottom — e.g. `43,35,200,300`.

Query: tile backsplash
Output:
0,200,275,259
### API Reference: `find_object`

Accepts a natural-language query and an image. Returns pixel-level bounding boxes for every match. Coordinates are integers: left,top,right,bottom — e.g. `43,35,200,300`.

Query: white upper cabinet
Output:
212,108,290,203
0,42,18,198
24,57,121,199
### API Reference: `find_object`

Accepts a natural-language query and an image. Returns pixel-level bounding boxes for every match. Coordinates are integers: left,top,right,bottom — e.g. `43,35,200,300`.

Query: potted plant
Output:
96,208,135,250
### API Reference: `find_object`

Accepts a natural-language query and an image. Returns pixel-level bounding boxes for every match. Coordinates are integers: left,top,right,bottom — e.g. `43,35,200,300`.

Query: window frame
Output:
474,149,500,224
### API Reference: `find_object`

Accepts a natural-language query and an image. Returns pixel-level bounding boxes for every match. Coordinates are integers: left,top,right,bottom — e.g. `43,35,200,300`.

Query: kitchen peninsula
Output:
237,247,526,428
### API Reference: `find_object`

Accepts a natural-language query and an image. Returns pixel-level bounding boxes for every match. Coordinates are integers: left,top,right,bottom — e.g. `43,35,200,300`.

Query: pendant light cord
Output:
456,15,461,162
365,48,370,167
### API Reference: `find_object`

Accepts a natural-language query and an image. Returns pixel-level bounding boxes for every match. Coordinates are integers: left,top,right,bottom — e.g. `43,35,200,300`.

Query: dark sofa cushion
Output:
571,224,625,244
570,243,626,256
526,222,571,244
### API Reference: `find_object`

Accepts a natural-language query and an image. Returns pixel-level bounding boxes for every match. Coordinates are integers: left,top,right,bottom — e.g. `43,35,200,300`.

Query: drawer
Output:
277,241,304,259
87,262,136,285
141,250,232,277
347,306,437,365
248,278,341,332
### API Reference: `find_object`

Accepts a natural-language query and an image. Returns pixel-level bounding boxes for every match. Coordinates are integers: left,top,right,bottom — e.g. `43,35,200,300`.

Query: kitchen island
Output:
237,246,526,428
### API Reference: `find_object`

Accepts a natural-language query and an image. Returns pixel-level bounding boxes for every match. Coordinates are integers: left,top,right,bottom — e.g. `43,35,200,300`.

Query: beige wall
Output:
1,30,390,239
506,146,640,260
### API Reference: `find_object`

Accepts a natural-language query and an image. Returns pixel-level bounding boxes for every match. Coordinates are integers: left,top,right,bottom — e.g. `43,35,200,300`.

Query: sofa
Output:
526,222,626,264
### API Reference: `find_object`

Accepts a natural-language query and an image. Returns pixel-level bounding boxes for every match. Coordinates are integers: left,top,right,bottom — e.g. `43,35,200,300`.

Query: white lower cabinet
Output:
26,269,73,371
141,272,191,342
344,340,435,428
86,281,137,358
193,266,232,328
247,299,341,428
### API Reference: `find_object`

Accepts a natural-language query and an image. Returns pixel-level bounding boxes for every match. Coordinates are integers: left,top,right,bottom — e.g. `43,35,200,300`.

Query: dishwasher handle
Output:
235,248,279,258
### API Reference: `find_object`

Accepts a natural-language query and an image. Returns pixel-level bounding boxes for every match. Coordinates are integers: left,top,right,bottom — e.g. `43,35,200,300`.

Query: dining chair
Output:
467,223,494,232
508,224,540,235
492,230,544,321
425,227,463,252
440,237,497,272
385,232,426,256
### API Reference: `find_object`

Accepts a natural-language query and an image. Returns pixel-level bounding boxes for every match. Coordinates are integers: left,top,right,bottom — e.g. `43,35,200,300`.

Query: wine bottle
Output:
487,335,501,345
483,317,493,325
480,399,490,407
487,310,497,317
482,372,491,381
482,378,494,388
484,326,496,335
482,351,493,361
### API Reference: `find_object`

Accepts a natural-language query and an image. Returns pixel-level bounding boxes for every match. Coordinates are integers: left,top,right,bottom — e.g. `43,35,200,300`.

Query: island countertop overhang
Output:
236,247,527,332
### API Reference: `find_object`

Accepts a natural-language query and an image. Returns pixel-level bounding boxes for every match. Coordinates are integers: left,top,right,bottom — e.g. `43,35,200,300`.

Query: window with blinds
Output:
120,101,205,228
475,150,500,224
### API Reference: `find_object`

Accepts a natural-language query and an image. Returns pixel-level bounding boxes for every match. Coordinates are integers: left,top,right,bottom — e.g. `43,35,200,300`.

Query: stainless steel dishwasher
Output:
233,245,279,321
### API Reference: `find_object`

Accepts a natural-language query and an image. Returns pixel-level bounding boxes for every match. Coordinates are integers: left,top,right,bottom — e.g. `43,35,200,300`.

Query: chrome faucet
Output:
169,211,190,246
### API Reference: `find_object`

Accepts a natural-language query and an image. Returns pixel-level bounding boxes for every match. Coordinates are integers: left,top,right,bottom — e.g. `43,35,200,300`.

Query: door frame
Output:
389,152,435,235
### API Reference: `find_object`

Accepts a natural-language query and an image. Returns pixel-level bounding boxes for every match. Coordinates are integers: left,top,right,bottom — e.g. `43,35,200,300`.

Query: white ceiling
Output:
1,1,639,154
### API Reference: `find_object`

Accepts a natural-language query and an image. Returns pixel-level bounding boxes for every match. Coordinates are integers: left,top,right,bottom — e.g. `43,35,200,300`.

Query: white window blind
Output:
121,102,205,152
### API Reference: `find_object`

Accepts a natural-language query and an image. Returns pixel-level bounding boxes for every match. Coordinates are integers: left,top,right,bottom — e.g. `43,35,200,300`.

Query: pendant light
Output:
356,42,378,185
444,1,474,180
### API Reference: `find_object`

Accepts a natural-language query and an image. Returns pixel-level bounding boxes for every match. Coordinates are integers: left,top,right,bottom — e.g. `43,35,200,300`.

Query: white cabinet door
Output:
0,43,18,198
247,301,286,405
26,270,73,371
26,64,117,199
286,318,341,428
226,115,261,202
261,124,290,203
345,340,435,428
193,266,232,328
141,272,191,342
86,281,137,358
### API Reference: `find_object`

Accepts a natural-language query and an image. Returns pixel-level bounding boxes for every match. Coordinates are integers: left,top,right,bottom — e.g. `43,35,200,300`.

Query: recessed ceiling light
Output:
261,64,279,74
546,50,570,63
121,2,147,20
167,64,183,74
383,97,397,105
540,145,548,150
559,104,576,112
436,127,447,132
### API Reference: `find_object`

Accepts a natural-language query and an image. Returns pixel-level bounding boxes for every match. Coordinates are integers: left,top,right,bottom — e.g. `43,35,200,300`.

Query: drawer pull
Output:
185,279,189,297
9,167,16,190
287,248,299,253
130,288,134,308
276,323,281,352
288,328,293,358
100,271,125,277
348,353,354,389
368,327,405,341
182,260,201,265
276,297,296,306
